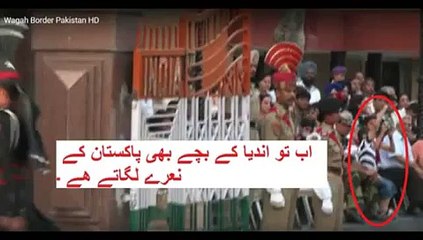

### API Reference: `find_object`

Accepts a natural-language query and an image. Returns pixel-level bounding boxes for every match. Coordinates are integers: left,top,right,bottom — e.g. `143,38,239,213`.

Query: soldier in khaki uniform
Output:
314,98,345,230
292,86,311,137
260,42,303,231
336,111,365,223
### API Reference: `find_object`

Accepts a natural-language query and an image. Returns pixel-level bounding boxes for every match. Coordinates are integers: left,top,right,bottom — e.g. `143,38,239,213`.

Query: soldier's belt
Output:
328,166,343,176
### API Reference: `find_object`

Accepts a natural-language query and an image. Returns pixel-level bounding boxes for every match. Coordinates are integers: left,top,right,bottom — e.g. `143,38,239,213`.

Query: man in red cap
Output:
260,42,302,231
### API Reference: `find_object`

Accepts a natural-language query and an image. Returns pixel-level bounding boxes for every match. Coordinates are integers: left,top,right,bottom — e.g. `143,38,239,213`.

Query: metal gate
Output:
130,9,252,231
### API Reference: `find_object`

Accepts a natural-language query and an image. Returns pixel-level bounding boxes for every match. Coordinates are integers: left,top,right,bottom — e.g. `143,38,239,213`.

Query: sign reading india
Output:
56,140,328,189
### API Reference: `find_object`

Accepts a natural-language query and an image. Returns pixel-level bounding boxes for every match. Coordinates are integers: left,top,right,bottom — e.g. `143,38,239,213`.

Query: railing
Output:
133,9,251,99
130,9,251,231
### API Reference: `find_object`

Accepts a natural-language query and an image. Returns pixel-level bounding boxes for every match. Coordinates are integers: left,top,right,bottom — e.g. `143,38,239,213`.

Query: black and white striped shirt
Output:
358,137,377,170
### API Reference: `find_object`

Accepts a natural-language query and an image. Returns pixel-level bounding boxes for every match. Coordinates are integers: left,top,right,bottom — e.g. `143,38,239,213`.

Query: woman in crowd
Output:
257,93,273,140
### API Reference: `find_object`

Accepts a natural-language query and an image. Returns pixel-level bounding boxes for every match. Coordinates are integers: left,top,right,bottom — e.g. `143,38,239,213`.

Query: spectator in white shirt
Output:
296,61,321,104
378,115,423,215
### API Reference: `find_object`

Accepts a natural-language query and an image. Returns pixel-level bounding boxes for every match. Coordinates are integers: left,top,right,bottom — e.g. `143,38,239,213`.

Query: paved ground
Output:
343,215,423,231
295,212,423,231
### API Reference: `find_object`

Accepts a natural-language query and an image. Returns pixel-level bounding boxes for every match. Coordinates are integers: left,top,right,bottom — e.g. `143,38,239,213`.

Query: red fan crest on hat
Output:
0,60,20,81
264,42,303,73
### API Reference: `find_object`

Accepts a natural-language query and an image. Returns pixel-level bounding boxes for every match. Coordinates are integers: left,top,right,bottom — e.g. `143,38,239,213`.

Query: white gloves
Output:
266,188,285,208
313,186,333,215
321,199,333,215
265,186,333,214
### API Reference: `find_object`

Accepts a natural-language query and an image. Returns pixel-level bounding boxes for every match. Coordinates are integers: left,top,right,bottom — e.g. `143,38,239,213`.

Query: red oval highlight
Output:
347,94,409,228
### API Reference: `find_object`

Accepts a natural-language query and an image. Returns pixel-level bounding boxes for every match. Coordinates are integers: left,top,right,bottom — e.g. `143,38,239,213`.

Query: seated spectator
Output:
412,139,423,179
296,61,321,104
403,114,417,144
347,94,365,117
355,72,365,86
324,66,348,103
406,101,419,140
379,115,423,215
380,86,406,129
359,114,397,220
335,111,365,223
362,78,376,114
362,77,375,97
350,77,363,96
406,101,418,119
380,86,398,103
398,93,410,111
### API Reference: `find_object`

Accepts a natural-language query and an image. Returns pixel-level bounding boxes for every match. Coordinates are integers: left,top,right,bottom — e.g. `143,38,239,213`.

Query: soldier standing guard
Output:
0,18,53,231
260,42,303,231
314,98,345,230
0,18,49,171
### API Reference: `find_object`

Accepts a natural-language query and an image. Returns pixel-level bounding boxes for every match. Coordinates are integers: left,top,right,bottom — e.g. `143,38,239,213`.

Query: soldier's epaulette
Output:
271,120,282,133
267,106,291,128
328,131,338,143
277,112,291,128
316,127,329,138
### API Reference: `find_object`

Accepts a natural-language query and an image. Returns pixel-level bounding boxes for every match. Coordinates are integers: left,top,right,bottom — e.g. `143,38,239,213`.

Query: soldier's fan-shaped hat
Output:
0,18,27,82
0,18,29,39
0,56,19,82
264,42,303,85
